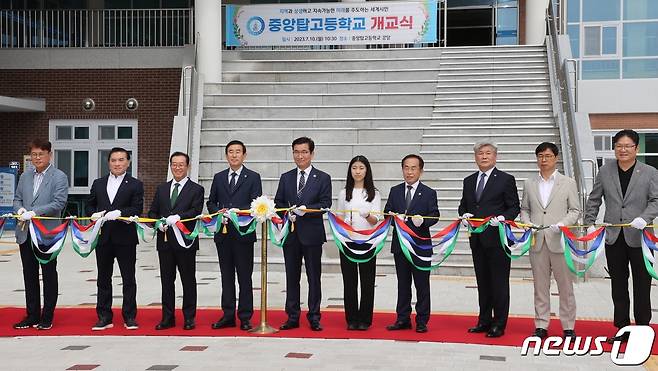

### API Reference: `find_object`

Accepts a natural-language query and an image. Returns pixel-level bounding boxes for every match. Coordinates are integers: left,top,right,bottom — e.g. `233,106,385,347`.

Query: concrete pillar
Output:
195,0,222,82
524,0,549,45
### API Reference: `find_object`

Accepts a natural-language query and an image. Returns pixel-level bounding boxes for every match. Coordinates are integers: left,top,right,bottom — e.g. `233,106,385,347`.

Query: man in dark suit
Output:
148,151,204,331
384,154,439,333
207,140,262,331
12,139,69,330
87,147,144,331
458,141,520,338
274,136,332,331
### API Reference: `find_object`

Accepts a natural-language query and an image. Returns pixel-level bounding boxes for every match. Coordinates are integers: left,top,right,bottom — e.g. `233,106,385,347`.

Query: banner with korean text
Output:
226,1,438,47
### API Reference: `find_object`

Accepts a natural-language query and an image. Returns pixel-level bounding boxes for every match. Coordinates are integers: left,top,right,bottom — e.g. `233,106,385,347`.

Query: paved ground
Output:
0,232,656,370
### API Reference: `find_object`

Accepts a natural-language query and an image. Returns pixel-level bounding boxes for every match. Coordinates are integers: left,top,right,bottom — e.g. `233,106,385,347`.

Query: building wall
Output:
590,112,658,129
0,68,181,212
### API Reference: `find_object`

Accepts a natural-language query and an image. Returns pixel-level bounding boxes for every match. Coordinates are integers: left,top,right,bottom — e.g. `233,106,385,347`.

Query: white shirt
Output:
296,165,313,192
170,176,189,198
538,170,558,208
227,166,243,185
337,188,382,233
107,172,126,204
475,167,495,194
33,163,52,196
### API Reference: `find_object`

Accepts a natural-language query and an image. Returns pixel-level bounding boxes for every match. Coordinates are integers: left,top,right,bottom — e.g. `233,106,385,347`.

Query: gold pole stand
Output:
249,221,278,334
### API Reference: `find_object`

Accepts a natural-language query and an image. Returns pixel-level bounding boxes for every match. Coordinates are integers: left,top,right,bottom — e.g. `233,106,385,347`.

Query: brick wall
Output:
0,68,181,212
589,113,658,130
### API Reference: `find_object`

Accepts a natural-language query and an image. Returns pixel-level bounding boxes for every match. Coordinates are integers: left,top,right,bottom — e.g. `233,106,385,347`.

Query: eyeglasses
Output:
536,155,556,160
614,144,637,150
293,150,311,155
30,152,49,158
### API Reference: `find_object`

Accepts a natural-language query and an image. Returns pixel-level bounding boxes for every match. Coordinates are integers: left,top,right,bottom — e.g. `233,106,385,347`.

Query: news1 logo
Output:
521,325,655,366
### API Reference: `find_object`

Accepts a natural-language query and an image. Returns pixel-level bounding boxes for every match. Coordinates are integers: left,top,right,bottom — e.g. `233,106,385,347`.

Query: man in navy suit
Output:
207,140,262,331
87,147,144,331
148,152,204,331
275,137,332,331
384,154,439,333
458,141,520,338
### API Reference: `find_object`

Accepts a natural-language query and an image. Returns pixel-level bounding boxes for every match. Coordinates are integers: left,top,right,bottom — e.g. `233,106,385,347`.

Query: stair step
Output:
207,80,438,94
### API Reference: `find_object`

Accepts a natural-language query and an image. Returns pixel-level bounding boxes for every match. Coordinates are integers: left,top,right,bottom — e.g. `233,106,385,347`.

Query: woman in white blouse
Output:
336,155,381,331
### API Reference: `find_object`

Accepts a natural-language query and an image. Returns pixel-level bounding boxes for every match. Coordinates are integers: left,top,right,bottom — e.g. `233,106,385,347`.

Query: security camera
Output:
125,98,138,111
82,98,95,111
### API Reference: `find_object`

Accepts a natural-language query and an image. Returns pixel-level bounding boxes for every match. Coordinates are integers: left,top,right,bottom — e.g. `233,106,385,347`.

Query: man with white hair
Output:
458,141,520,338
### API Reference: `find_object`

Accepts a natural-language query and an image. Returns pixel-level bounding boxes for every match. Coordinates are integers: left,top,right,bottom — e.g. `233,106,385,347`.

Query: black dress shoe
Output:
36,321,52,330
533,328,548,338
183,320,196,330
211,318,236,329
386,322,412,331
347,323,358,331
155,321,175,330
124,318,139,330
467,323,490,333
607,332,630,344
13,317,39,329
240,321,252,331
92,318,114,331
563,329,576,340
356,323,370,331
310,322,323,331
486,325,505,338
415,323,428,333
279,321,300,330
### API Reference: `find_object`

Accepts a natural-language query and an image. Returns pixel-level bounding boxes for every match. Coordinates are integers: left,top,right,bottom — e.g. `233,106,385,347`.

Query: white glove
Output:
488,215,505,227
549,222,564,234
586,225,597,236
126,215,139,223
90,210,106,221
630,217,647,230
19,210,36,221
359,209,371,219
16,207,27,216
157,222,167,232
411,215,424,227
288,213,297,223
166,214,181,226
293,205,307,216
105,210,121,221
460,213,474,228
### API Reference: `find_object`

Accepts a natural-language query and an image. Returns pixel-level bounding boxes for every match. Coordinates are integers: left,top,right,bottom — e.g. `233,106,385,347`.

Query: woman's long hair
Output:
345,155,376,202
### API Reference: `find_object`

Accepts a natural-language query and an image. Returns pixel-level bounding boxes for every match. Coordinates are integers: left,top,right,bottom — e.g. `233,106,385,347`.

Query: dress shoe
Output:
386,322,412,331
124,318,139,330
467,323,490,333
347,323,359,331
240,321,253,331
356,323,370,331
92,318,113,331
183,319,196,331
310,322,323,331
211,318,236,329
415,323,428,333
486,325,505,338
155,321,175,330
279,321,300,330
607,332,630,344
36,321,52,330
13,317,39,329
533,328,548,338
563,329,576,340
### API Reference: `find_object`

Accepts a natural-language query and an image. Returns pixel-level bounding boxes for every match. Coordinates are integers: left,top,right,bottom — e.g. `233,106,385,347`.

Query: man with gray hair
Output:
458,140,520,338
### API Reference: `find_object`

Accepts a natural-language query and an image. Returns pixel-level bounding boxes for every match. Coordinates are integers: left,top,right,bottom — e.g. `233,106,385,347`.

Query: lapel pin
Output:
313,174,317,178
418,192,422,196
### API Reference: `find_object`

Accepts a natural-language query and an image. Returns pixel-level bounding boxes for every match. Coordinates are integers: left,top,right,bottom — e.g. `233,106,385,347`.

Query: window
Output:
623,22,658,57
568,25,580,58
624,0,658,21
583,0,620,22
594,135,612,151
584,25,618,56
623,58,658,78
568,0,580,23
582,59,620,79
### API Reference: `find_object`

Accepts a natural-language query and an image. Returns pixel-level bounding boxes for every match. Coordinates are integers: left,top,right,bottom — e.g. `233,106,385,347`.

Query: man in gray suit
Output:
520,142,580,340
12,139,69,330
584,129,658,343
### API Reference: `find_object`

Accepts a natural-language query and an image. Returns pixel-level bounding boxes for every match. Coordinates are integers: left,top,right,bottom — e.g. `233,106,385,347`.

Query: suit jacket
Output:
206,167,262,244
148,178,204,251
384,181,439,256
86,174,144,246
584,160,658,247
274,166,332,246
520,172,581,253
13,165,69,245
458,167,520,245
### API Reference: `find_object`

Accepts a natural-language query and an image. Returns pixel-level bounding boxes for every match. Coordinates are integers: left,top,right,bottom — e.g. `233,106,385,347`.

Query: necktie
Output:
405,185,413,210
475,173,486,202
298,170,306,196
33,172,43,197
229,172,237,192
171,183,180,208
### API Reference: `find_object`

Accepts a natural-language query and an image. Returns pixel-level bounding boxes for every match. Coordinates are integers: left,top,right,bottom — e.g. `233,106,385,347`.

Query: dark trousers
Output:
393,252,430,325
158,249,197,322
471,236,511,328
605,231,653,328
216,239,254,322
340,245,376,326
282,233,322,324
19,239,58,323
95,242,137,321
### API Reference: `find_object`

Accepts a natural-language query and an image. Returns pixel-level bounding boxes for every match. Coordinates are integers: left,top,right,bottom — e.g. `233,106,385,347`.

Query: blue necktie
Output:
475,173,486,202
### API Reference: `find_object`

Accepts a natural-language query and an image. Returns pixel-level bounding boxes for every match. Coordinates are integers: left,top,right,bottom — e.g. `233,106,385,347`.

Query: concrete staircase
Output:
196,45,560,278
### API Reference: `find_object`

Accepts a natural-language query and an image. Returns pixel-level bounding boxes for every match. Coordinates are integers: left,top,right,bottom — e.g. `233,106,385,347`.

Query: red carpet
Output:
1,306,656,353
